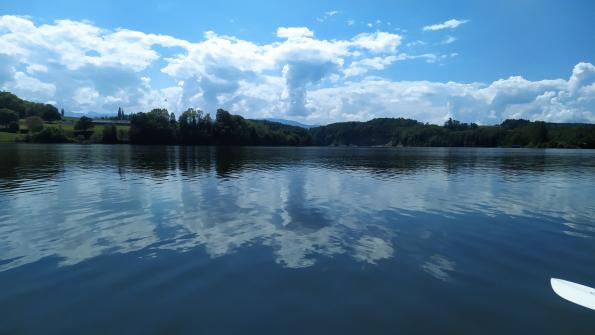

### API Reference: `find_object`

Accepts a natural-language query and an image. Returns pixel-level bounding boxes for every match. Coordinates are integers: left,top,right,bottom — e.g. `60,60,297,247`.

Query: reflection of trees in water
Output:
214,147,247,179
178,146,212,178
213,146,309,179
498,151,548,177
3,145,593,186
0,144,65,190
127,146,179,180
115,146,213,180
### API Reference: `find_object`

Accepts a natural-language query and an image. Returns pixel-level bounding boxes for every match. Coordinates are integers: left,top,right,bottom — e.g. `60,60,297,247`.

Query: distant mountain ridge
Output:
65,111,115,118
264,118,320,129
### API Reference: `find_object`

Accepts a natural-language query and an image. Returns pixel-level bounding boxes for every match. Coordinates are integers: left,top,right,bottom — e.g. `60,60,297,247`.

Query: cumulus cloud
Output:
276,27,314,39
306,64,595,124
350,31,402,53
344,56,398,77
0,15,593,125
0,15,189,113
9,71,56,98
423,19,469,31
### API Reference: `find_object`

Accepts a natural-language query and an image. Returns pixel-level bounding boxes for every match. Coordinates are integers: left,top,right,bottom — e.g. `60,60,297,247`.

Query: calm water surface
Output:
1,144,594,334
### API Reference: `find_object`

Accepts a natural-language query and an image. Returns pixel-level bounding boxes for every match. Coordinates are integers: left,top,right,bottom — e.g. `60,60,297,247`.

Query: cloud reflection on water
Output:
0,145,594,274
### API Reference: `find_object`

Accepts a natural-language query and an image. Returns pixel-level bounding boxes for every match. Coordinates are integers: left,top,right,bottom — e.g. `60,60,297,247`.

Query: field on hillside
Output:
0,132,21,142
0,119,130,142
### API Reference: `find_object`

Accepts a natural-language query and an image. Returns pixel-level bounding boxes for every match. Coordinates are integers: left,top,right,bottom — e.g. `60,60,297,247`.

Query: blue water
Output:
1,144,594,334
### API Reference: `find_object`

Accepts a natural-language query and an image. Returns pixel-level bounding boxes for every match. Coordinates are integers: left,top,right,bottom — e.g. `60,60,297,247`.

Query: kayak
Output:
551,278,595,311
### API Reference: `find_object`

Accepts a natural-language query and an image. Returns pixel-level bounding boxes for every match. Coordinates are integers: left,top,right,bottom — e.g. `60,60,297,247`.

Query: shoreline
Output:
2,141,593,150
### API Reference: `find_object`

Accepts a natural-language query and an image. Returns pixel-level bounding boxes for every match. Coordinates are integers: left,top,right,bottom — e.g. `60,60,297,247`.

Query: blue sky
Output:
1,0,594,124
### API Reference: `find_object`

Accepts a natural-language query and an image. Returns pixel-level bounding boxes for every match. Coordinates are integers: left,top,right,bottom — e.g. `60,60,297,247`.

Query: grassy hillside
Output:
0,118,130,143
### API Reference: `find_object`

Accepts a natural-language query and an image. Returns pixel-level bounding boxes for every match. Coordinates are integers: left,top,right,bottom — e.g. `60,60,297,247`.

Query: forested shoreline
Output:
1,91,594,148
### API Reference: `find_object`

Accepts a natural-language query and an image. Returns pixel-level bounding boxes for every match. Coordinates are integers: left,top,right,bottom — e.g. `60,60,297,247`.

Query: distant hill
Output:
0,91,61,121
309,117,595,148
264,118,319,129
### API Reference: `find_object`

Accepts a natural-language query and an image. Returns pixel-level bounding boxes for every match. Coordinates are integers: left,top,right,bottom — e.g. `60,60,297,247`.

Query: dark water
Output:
1,144,594,334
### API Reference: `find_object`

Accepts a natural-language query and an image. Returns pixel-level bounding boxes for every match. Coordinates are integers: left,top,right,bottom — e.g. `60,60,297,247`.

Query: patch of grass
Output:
11,119,131,143
0,131,21,142
45,122,130,142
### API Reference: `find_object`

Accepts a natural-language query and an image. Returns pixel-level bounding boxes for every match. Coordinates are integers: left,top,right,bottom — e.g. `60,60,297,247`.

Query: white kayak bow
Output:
551,278,595,311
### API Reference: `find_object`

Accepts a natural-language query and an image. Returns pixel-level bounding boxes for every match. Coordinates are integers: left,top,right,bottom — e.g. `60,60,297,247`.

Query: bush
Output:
31,127,69,143
8,121,19,132
90,131,103,143
25,116,44,132
117,128,129,142
73,130,95,140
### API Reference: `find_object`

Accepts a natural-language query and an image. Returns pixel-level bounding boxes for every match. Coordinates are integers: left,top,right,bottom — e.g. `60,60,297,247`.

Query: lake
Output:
1,144,594,334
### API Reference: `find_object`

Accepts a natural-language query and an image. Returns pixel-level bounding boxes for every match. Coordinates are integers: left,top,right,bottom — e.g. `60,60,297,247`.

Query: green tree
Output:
530,121,548,145
214,109,255,145
179,108,213,144
33,104,61,121
169,112,177,125
501,119,530,130
129,108,176,144
0,91,27,117
0,108,18,128
25,116,44,132
74,116,94,130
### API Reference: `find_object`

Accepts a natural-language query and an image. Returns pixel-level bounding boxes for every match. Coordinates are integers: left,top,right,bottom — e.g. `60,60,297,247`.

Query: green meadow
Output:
0,118,130,143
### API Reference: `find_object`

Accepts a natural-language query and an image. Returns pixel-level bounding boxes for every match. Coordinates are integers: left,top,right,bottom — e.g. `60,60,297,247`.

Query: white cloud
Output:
73,86,100,106
442,36,457,44
406,40,426,47
26,63,48,73
568,62,595,92
316,10,340,23
276,27,314,39
350,31,402,53
10,71,56,98
0,15,190,114
0,15,593,125
423,19,469,31
344,56,398,77
306,65,595,124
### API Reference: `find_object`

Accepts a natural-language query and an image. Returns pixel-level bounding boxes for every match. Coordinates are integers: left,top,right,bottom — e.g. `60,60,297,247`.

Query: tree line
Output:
129,108,312,146
1,91,594,148
310,117,595,148
0,91,61,123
